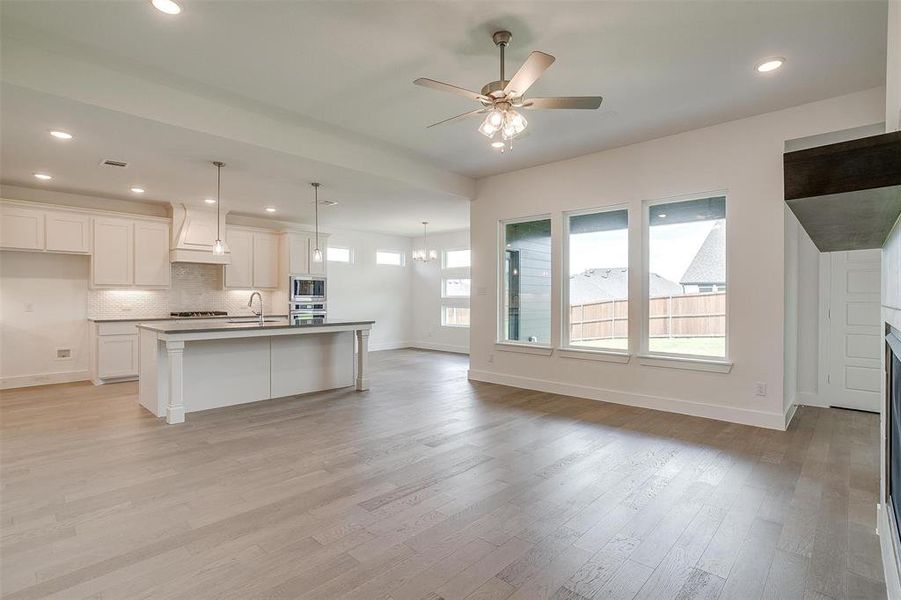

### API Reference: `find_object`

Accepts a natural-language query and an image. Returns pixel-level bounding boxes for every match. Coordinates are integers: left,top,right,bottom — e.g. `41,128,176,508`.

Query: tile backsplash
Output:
88,263,280,318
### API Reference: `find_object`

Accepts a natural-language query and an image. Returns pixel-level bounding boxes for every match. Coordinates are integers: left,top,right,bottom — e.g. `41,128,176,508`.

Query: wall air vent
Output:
100,159,129,168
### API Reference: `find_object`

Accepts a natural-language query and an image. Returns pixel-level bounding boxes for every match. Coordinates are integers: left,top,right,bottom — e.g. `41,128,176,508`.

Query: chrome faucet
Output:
248,291,264,324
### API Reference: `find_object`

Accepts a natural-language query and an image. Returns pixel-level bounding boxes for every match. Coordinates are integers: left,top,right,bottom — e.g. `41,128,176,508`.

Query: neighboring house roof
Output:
680,222,725,285
569,268,682,304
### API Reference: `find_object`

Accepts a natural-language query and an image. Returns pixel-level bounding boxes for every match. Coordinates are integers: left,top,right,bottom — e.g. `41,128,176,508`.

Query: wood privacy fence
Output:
570,292,726,342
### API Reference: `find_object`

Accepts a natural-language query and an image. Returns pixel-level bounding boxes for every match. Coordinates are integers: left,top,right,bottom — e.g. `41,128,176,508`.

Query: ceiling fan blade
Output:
503,51,555,96
427,108,489,128
523,96,604,110
414,78,490,103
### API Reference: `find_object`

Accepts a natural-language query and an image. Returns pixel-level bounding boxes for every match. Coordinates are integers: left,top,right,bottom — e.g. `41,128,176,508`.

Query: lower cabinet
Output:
92,322,141,383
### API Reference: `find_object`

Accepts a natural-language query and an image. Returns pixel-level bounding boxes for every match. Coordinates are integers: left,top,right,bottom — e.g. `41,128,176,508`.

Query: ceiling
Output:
0,1,888,234
0,85,469,235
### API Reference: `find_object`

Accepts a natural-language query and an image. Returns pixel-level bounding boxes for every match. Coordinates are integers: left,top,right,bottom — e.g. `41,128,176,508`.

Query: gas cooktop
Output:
170,311,228,318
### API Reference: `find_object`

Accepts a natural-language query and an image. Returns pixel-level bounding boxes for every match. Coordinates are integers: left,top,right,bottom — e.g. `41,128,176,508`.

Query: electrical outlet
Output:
754,382,767,397
56,348,72,360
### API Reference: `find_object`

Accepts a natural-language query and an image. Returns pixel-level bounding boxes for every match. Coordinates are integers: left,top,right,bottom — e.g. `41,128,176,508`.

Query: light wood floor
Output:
0,349,886,600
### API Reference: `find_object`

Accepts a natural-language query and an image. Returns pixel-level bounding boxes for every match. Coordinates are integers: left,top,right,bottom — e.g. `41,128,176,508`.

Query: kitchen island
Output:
137,318,373,424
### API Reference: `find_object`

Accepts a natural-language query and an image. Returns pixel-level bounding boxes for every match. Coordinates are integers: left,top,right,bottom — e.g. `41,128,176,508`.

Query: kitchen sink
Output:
227,318,284,323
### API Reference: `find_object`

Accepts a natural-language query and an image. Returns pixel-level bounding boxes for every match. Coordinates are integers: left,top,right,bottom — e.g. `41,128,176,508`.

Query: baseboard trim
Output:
410,341,469,355
1,370,90,390
368,341,412,352
467,369,786,430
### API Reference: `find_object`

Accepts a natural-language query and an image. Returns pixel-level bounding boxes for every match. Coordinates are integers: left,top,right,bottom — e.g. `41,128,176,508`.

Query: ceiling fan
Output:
414,30,603,152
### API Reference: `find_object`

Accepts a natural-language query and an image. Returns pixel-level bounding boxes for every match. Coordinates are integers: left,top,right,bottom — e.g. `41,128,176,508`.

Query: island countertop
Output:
137,318,374,338
138,317,374,423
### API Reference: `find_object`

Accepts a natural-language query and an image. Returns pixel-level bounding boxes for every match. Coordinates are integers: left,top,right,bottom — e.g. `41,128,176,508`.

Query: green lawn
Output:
572,337,726,357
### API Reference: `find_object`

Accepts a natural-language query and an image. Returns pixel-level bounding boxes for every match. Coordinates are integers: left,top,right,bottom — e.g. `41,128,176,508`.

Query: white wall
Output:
411,229,470,354
887,0,901,132
324,229,413,352
0,251,91,387
470,87,885,430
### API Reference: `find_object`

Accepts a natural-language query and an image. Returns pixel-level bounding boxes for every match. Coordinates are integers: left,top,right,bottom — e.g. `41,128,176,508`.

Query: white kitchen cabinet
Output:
225,227,279,289
281,232,328,276
225,228,253,288
0,205,45,250
253,232,279,288
92,217,134,286
97,335,139,379
134,221,170,287
45,211,90,253
92,217,169,288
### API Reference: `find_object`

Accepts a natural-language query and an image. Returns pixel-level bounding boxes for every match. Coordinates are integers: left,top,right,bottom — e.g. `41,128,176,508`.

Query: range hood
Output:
784,131,901,252
169,204,231,264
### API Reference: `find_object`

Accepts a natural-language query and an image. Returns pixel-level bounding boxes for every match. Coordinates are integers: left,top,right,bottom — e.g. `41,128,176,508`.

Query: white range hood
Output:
169,204,231,264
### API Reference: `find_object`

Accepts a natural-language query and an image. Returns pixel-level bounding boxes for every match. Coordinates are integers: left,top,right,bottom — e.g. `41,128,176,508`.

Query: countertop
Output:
89,314,287,323
136,318,374,335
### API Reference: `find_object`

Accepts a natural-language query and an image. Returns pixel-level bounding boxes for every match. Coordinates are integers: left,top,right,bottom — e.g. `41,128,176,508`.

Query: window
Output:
646,196,726,358
443,249,471,269
443,278,471,298
376,250,404,266
327,247,352,263
442,306,470,328
500,217,551,345
565,208,629,351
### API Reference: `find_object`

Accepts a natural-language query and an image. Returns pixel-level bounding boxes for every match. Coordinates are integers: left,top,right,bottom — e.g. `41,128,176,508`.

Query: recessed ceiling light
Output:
131,187,145,193
34,173,52,180
49,130,73,140
151,0,181,15
756,58,784,73
204,198,217,204
658,213,667,219
265,207,276,213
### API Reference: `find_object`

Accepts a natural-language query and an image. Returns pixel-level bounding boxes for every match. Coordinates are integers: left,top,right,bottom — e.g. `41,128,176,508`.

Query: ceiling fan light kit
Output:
414,30,603,152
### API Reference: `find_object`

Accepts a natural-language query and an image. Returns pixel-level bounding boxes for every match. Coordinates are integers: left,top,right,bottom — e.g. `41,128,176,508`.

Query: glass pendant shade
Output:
312,247,323,263
212,239,225,256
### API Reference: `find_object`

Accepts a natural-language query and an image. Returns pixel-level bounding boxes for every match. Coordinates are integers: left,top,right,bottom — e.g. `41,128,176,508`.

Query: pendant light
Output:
413,221,438,262
311,182,323,263
212,161,225,255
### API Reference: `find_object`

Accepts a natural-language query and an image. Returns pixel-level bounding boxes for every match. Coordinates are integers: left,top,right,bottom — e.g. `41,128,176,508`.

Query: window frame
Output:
497,214,553,349
640,191,731,364
561,203,631,355
442,277,471,299
375,249,405,267
327,246,353,264
441,305,470,328
442,248,471,270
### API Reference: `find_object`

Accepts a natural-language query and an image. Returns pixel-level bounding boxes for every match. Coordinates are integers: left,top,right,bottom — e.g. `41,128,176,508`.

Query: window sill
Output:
637,354,733,373
557,348,631,364
495,343,553,356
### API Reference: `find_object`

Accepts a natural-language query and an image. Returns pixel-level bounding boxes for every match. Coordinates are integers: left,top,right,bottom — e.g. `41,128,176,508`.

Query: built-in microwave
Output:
290,275,326,302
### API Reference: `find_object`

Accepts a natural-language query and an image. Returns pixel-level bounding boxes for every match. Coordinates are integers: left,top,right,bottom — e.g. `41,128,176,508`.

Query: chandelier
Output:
412,221,438,262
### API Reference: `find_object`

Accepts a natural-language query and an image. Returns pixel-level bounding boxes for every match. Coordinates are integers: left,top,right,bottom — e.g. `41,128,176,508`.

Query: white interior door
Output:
825,249,882,412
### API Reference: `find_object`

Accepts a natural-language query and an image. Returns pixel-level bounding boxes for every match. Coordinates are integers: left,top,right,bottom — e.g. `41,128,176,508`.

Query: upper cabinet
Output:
0,205,45,250
1,203,92,254
225,227,279,289
134,221,171,287
92,216,170,288
281,232,328,277
93,217,134,286
46,212,90,253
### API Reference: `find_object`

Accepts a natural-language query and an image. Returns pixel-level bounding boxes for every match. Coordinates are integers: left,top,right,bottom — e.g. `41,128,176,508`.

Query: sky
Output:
569,220,716,283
